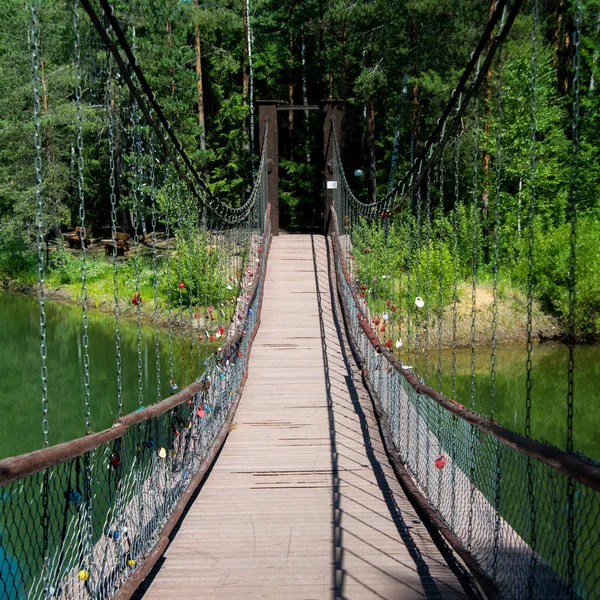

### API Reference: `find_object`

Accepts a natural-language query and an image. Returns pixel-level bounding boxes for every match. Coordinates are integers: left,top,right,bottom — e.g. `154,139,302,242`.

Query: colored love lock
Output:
434,456,447,469
415,296,425,308
197,407,205,418
395,339,402,349
67,490,82,506
178,281,185,289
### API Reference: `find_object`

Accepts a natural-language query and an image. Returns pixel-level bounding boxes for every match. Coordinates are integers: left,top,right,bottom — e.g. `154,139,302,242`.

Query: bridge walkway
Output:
138,234,479,599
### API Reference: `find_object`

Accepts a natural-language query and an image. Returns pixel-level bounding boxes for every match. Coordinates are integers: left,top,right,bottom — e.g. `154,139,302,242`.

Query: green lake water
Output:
413,342,600,462
0,291,210,460
1,290,599,464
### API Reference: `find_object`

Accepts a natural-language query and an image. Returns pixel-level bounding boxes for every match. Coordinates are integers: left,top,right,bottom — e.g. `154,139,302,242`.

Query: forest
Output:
0,0,599,338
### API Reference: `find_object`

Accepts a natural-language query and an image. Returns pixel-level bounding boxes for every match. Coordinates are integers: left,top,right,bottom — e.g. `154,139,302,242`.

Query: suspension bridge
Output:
1,0,599,598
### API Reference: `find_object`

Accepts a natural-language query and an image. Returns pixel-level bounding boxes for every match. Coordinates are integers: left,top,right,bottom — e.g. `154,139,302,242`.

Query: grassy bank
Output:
1,236,243,333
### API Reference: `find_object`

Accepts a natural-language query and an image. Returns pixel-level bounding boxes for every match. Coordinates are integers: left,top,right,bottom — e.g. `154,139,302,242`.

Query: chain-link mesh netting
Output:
0,201,270,600
0,0,274,595
329,136,600,598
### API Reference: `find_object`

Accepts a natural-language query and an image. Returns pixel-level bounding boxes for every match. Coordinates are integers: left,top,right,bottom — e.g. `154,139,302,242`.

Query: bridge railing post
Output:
257,100,279,236
322,100,344,235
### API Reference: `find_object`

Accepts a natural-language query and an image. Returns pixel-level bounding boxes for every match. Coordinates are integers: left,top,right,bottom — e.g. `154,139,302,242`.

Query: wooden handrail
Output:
329,208,600,493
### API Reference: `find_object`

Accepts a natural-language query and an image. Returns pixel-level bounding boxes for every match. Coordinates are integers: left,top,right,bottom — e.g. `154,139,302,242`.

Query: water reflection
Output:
0,292,209,459
409,342,600,461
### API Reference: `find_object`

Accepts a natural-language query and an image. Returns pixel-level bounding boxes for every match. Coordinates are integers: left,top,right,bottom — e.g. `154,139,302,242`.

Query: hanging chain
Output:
437,158,444,393
451,98,462,400
106,49,124,417
149,140,162,401
526,2,539,594
132,102,145,406
406,177,413,364
30,0,49,448
414,175,422,371
568,0,581,455
491,41,505,580
30,3,52,596
74,0,92,433
566,1,582,595
467,83,481,553
74,0,95,585
424,167,432,378
470,90,480,414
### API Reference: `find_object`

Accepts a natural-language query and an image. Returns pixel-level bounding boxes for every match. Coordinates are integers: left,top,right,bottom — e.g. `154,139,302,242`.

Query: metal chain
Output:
150,140,162,401
30,4,51,596
406,180,413,366
467,85,481,553
414,177,422,372
470,90,480,414
132,102,145,406
568,0,581,455
451,99,462,400
526,2,539,593
437,159,444,393
424,167,432,378
74,0,92,434
491,41,505,580
74,0,95,585
30,0,49,448
567,1,582,594
165,174,175,382
106,49,123,417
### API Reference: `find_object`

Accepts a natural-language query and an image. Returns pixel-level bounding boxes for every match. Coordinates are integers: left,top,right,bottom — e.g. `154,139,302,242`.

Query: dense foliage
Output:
0,0,599,335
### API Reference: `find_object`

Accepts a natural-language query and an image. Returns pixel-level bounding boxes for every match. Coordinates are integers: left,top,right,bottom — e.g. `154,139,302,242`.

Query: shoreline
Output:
3,278,593,348
1,279,217,334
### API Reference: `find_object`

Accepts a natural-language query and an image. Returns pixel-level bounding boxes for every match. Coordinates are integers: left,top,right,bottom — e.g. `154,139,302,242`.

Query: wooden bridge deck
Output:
138,234,479,599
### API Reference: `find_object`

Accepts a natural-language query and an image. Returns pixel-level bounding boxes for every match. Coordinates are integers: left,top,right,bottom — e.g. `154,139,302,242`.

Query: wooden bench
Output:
101,232,131,256
64,226,91,249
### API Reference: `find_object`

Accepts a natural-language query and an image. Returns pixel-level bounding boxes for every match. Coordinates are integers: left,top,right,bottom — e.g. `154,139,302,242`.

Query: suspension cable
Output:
390,0,524,212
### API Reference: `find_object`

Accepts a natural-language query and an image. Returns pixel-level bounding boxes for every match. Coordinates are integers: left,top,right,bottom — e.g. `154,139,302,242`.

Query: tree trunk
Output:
481,0,496,219
318,0,325,99
193,0,206,155
365,100,377,204
288,27,295,160
339,18,348,102
548,0,571,93
301,32,310,162
242,0,250,151
40,59,49,115
410,19,420,197
110,78,127,232
364,50,377,205
166,18,175,95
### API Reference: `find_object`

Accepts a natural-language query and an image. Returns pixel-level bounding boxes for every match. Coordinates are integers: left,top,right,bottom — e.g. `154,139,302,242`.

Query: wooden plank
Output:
140,235,479,599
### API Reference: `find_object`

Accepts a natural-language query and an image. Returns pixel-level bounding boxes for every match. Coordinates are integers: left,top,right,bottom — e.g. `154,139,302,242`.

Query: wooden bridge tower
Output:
256,100,344,236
